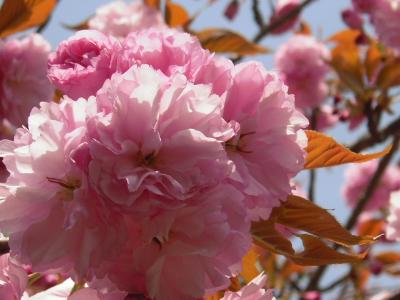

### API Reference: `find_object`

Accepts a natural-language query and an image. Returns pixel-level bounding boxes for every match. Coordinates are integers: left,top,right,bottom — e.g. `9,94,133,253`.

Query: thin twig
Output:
346,134,400,230
308,109,318,202
350,116,400,152
0,240,9,254
232,0,318,63
252,0,264,28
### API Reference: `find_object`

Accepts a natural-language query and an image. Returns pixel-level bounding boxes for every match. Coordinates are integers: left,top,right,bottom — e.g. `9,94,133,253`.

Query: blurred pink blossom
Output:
386,191,400,241
342,8,364,29
270,0,301,34
0,34,54,127
48,30,127,99
275,35,330,110
88,0,166,39
223,62,308,220
342,161,400,212
221,273,275,300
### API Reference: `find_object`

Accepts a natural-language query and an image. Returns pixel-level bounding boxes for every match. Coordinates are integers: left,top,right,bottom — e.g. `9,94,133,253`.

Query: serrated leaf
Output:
0,0,57,38
275,195,375,247
252,222,367,266
195,29,270,55
305,130,392,169
165,0,190,27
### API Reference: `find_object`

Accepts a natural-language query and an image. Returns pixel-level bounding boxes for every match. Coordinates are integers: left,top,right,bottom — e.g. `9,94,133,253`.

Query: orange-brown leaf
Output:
63,19,90,31
329,30,364,94
376,57,400,89
374,252,400,265
165,0,190,27
195,29,270,55
357,219,385,237
365,41,383,82
275,195,375,247
328,29,361,45
144,0,161,9
305,130,392,169
0,0,57,38
292,235,367,266
240,247,261,283
294,20,312,35
252,221,367,266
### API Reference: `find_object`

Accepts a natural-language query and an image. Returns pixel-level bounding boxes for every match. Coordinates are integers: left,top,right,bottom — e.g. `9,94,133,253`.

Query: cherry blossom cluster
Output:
0,28,306,299
345,0,400,52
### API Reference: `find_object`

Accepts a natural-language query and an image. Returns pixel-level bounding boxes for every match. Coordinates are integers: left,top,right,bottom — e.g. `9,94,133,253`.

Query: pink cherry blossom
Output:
386,191,400,241
101,184,250,300
122,29,233,96
275,35,330,110
221,273,275,300
88,64,235,212
0,34,54,127
223,62,308,220
0,254,27,300
0,98,126,280
342,161,400,212
369,0,400,53
48,30,127,100
315,105,339,131
25,278,127,300
88,0,166,39
270,0,301,34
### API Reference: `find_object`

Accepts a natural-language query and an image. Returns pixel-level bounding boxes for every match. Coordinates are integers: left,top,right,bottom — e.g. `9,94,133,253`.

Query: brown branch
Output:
232,0,318,63
252,0,264,28
350,116,400,152
308,109,318,202
252,0,318,44
0,240,9,254
346,134,400,230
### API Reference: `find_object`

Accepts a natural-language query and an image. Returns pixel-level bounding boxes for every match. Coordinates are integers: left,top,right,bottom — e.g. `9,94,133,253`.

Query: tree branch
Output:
0,240,9,255
253,0,318,44
252,0,264,29
350,117,400,152
346,134,400,230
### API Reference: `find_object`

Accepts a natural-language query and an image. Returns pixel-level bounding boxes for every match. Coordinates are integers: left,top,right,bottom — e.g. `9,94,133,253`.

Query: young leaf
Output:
195,29,270,55
144,0,161,9
0,0,57,38
376,57,400,89
252,221,367,266
374,252,400,265
165,0,190,27
357,219,385,237
328,29,364,94
63,18,90,31
240,247,261,283
305,130,392,169
275,195,375,247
